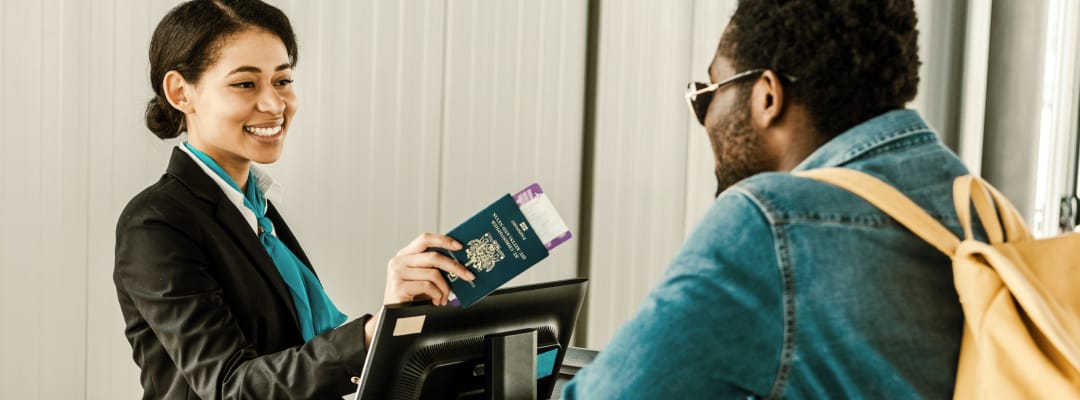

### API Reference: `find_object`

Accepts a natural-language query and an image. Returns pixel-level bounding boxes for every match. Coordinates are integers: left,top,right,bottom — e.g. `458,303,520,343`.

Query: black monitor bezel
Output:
355,278,588,400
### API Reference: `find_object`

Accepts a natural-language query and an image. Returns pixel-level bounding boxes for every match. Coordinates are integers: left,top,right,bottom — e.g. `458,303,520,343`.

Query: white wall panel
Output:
440,0,586,287
0,1,44,397
84,1,172,398
584,0,696,349
39,2,92,399
0,0,165,399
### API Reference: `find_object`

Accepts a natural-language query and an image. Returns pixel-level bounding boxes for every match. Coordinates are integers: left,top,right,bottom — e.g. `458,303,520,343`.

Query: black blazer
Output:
114,148,369,399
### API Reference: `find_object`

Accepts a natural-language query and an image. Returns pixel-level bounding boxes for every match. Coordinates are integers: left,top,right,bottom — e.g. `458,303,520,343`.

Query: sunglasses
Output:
685,69,798,126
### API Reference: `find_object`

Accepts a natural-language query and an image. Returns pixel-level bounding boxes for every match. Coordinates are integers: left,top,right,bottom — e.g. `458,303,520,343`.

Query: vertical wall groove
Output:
82,1,94,396
393,0,405,220
0,0,4,165
435,0,451,230
33,1,47,397
365,0,379,273
574,0,601,347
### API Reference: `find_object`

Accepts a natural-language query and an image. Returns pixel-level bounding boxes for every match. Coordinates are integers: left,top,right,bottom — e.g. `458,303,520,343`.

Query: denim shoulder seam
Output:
732,186,796,399
847,131,937,164
829,127,934,167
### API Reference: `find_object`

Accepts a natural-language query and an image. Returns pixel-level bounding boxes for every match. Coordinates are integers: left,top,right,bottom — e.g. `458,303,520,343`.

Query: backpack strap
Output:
953,175,1003,243
795,168,959,256
953,175,1032,243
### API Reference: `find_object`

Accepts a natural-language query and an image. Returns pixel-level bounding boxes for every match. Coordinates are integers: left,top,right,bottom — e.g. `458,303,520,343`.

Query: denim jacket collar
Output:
792,109,933,172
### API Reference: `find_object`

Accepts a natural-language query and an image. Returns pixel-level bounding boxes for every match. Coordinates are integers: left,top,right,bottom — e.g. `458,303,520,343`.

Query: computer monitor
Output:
354,278,588,400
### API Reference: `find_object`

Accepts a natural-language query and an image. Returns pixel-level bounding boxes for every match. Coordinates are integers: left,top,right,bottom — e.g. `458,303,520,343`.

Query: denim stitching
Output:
847,133,937,163
843,126,929,156
735,188,796,399
772,212,959,227
766,224,796,400
829,128,933,167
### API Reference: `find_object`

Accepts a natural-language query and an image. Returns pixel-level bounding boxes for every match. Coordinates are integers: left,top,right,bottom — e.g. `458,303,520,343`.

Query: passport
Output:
435,183,571,307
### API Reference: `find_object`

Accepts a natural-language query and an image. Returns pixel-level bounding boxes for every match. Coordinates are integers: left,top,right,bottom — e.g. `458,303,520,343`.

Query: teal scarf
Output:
184,143,347,341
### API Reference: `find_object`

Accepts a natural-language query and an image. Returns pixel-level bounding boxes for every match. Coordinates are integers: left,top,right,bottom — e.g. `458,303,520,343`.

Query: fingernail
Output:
468,273,477,281
453,242,463,250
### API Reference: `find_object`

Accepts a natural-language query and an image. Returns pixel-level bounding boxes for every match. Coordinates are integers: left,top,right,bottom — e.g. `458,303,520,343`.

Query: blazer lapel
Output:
214,203,302,330
165,148,302,334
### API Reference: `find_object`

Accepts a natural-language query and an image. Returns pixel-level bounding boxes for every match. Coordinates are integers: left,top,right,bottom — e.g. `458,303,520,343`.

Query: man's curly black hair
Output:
719,0,920,138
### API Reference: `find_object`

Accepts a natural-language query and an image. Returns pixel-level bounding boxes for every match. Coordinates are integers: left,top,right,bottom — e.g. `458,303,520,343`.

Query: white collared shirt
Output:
179,144,284,236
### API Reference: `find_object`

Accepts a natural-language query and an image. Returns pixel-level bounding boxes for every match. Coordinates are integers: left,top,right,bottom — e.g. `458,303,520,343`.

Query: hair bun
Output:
145,97,183,139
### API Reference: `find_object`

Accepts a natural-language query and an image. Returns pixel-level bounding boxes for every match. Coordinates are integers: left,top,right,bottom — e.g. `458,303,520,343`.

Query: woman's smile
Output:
244,119,285,142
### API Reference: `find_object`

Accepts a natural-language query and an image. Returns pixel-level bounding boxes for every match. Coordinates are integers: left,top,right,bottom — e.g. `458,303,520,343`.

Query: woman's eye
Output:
232,81,255,89
275,79,294,87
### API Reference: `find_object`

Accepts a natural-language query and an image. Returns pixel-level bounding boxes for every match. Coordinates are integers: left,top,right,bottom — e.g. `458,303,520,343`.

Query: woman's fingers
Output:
396,280,445,306
392,264,452,300
385,242,476,306
396,232,463,257
391,248,476,282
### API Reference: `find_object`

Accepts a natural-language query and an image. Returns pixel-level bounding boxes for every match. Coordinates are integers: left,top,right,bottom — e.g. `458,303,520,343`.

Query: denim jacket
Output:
563,110,967,399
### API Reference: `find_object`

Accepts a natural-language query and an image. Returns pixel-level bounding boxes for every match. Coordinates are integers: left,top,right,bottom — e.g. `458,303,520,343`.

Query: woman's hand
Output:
384,233,476,306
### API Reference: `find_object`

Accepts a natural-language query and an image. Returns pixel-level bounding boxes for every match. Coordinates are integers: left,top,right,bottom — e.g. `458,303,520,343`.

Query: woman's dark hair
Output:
720,0,920,138
146,0,298,139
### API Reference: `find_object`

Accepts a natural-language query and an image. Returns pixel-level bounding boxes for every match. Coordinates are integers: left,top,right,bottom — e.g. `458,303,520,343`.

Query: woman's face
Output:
184,28,297,171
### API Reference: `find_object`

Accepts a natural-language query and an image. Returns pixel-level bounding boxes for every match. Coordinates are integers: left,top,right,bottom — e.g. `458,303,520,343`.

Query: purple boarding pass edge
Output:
545,231,573,250
513,182,544,204
513,182,572,250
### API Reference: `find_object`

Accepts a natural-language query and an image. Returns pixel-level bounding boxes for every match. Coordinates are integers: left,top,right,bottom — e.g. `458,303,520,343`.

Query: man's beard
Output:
709,100,770,197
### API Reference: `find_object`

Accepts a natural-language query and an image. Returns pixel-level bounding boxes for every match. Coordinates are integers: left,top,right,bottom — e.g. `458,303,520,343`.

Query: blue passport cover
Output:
435,194,550,307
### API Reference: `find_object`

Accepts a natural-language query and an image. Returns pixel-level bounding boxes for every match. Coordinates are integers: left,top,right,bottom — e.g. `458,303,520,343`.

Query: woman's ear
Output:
162,70,194,114
750,70,786,130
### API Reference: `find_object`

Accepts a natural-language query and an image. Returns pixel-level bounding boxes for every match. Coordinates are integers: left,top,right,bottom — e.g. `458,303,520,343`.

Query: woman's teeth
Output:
245,125,282,136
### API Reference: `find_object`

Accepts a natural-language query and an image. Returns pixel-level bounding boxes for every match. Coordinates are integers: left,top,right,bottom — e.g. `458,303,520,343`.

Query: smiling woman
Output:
114,1,475,399
162,28,296,186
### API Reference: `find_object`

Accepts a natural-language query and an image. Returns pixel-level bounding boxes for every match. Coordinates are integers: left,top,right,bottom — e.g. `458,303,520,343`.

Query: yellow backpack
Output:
797,168,1080,398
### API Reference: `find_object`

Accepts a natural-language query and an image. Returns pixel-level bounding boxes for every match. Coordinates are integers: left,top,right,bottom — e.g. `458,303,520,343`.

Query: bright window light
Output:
1034,0,1080,236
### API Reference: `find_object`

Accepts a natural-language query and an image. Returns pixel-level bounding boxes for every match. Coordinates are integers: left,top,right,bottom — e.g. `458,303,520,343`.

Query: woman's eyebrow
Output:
225,63,292,77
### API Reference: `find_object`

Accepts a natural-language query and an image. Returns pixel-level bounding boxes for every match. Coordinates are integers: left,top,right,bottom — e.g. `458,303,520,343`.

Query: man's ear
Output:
750,70,786,129
162,70,194,114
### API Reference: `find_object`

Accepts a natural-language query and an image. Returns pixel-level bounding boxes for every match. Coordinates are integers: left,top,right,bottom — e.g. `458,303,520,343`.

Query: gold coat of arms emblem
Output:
464,233,505,273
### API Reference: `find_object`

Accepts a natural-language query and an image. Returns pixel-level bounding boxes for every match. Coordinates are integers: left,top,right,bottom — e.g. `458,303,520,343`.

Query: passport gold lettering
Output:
492,213,526,260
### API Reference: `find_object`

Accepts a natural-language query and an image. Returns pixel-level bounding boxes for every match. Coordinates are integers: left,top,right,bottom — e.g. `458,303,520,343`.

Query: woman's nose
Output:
257,86,286,115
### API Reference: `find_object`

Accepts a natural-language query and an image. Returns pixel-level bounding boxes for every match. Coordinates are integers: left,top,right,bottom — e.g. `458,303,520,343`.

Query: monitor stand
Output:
485,329,538,400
